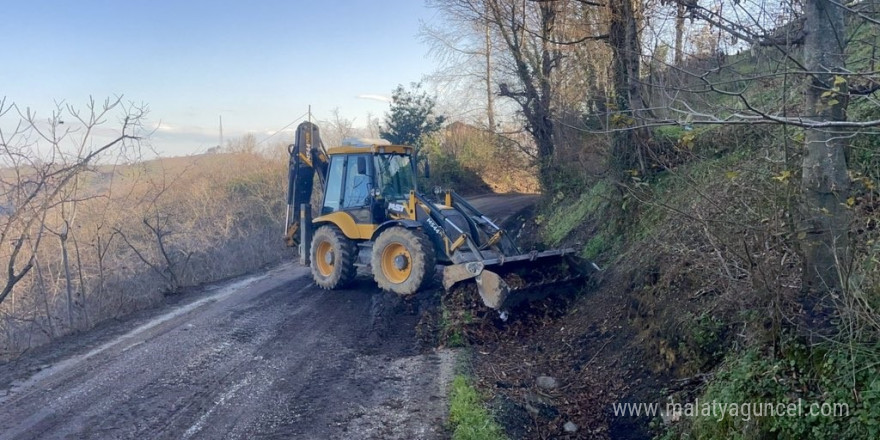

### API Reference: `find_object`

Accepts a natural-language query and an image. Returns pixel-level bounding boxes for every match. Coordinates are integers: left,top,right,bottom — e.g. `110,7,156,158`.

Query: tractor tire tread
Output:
310,225,357,289
371,227,436,295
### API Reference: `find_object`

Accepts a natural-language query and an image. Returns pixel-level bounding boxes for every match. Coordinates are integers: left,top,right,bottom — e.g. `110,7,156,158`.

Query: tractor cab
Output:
321,139,417,225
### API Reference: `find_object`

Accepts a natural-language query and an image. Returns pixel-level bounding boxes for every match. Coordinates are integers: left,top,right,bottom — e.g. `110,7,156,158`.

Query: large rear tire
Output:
310,225,357,289
371,227,436,296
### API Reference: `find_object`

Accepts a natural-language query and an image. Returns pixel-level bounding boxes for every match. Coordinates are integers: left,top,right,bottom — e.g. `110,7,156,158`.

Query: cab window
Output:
341,155,372,209
322,155,345,214
374,154,414,200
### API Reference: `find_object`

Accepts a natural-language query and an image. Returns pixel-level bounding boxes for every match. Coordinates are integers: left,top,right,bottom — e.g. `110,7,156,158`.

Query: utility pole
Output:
218,115,224,148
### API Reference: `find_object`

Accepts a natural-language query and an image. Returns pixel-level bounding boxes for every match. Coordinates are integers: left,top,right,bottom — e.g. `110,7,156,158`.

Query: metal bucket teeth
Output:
442,249,593,310
475,269,509,309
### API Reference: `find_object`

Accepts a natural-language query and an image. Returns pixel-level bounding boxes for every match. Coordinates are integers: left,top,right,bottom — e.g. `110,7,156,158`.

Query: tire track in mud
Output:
0,271,313,439
0,267,454,440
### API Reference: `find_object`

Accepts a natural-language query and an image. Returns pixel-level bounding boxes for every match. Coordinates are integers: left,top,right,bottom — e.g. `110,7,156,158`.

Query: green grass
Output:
582,230,611,260
544,180,612,247
448,375,506,440
629,143,760,242
662,336,880,440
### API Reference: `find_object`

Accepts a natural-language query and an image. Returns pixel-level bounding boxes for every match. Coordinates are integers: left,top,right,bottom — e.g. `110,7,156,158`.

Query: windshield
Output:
374,154,415,200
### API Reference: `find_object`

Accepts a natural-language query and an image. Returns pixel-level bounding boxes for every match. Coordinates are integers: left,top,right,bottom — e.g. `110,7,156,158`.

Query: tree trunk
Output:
800,0,850,332
34,257,54,338
533,112,555,189
59,227,75,330
608,0,645,177
72,235,89,327
485,13,496,131
489,0,558,189
674,3,685,65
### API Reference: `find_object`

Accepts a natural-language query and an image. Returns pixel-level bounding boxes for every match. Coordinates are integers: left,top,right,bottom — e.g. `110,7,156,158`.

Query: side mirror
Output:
357,156,367,175
423,160,431,179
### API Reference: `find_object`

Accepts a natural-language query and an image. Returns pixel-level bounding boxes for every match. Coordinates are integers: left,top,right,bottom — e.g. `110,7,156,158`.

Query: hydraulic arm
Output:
284,121,327,247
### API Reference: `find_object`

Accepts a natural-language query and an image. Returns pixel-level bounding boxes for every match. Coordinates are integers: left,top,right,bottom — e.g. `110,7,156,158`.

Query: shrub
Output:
680,337,880,439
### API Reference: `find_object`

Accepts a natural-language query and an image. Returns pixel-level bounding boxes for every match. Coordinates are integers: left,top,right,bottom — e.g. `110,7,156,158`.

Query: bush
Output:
0,145,291,358
678,337,880,439
423,124,539,194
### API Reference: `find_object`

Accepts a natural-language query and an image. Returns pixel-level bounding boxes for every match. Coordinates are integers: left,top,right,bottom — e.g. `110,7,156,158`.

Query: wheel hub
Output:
393,254,409,271
315,240,336,277
381,242,413,284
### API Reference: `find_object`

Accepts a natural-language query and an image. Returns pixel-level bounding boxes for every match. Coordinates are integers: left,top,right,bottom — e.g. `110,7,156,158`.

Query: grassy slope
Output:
456,17,880,439
466,119,879,438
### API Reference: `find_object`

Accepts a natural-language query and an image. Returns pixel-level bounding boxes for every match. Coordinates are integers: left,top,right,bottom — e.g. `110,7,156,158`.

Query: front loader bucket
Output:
442,249,595,310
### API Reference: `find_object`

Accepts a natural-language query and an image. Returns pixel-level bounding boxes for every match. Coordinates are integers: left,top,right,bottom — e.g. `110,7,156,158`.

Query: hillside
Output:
437,118,879,439
0,146,289,360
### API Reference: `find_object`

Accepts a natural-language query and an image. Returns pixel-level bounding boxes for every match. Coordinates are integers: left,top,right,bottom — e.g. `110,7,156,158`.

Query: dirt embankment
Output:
466,268,663,440
438,197,668,440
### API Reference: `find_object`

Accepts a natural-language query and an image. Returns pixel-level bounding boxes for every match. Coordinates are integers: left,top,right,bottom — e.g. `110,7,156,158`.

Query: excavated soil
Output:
421,201,667,440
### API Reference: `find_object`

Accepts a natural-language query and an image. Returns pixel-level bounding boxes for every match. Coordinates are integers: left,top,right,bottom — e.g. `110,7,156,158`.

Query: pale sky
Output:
2,0,440,156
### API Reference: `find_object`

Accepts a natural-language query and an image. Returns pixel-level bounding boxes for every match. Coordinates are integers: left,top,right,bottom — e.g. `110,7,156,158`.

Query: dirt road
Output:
467,193,538,223
0,193,537,440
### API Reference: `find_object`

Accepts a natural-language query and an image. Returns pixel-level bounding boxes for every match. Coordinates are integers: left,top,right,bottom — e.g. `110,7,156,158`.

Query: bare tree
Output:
0,97,144,307
0,100,295,356
321,107,358,147
113,158,194,294
635,0,880,329
365,112,381,139
608,0,648,175
428,0,609,188
423,0,498,129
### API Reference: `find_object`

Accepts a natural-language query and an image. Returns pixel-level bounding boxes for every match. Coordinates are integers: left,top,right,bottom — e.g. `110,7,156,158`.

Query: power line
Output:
258,111,310,145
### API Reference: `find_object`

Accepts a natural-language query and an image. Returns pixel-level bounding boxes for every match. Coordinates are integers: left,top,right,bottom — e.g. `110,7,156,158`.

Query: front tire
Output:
371,227,436,296
310,225,357,289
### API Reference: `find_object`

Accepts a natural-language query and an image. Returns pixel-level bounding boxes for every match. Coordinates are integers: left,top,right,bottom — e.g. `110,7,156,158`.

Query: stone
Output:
536,375,559,390
563,421,578,433
524,392,559,419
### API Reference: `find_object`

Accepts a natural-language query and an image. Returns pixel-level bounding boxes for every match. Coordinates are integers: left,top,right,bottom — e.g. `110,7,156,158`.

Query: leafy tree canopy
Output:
381,82,446,152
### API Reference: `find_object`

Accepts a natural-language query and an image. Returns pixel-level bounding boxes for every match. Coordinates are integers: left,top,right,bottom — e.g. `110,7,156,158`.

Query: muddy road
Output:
0,193,536,440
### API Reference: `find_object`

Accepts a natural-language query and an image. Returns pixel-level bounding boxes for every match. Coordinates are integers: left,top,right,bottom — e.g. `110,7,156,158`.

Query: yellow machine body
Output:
284,122,591,311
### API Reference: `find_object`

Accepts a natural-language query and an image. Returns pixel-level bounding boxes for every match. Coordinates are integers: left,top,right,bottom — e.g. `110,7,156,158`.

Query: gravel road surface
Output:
0,193,537,440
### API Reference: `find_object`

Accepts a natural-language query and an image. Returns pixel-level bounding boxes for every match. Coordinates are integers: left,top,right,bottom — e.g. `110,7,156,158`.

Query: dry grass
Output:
0,142,291,359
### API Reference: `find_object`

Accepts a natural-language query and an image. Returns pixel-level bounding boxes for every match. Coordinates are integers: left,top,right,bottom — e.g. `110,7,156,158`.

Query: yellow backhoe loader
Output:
284,121,589,311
